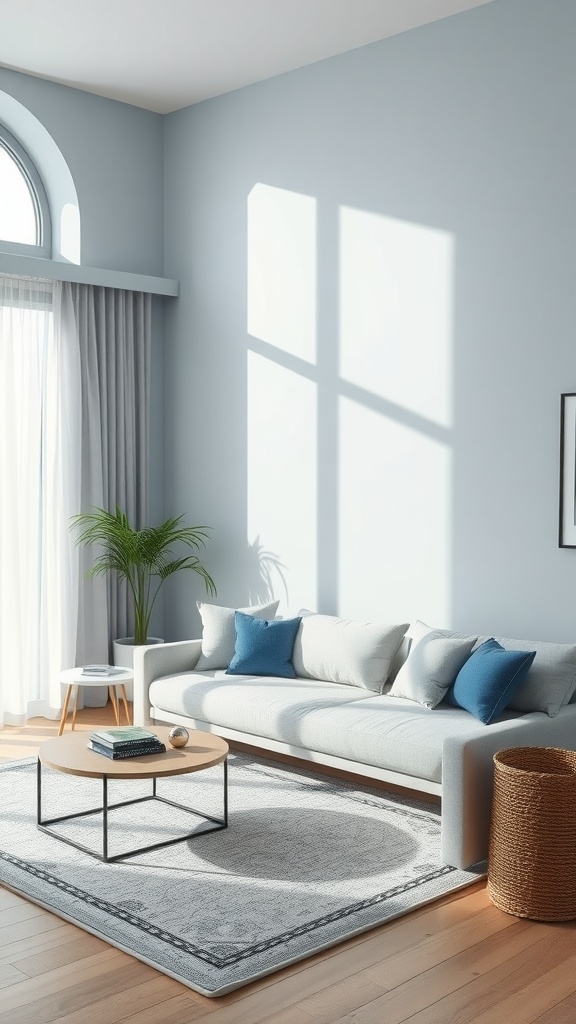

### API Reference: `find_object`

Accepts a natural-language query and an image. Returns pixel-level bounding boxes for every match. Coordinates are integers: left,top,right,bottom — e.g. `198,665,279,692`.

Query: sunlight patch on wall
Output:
339,207,454,428
339,397,452,626
247,183,316,363
247,351,317,612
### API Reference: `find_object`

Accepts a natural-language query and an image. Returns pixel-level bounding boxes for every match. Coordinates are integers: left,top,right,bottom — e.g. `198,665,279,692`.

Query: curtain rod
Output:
0,252,179,297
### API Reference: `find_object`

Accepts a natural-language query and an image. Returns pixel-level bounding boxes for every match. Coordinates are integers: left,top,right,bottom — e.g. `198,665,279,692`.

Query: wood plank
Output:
327,924,576,1024
360,900,518,988
0,889,31,910
256,1008,317,1024
2,958,158,1024
0,909,73,945
0,964,28,991
469,951,576,1024
399,931,576,1024
121,992,211,1024
533,989,576,1024
0,922,85,964
296,974,387,1023
11,933,110,977
46,975,200,1024
0,948,133,1014
297,903,518,1022
0,902,51,927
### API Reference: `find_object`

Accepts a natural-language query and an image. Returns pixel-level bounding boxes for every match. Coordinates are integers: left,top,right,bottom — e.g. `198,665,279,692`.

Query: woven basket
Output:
488,747,576,921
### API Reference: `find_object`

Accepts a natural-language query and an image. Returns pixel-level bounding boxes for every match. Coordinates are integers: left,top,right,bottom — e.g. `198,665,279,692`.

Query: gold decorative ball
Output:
168,726,189,748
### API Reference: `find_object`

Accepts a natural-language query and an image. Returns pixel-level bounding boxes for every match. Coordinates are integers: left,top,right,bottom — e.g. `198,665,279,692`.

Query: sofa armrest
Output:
133,639,202,727
441,704,576,869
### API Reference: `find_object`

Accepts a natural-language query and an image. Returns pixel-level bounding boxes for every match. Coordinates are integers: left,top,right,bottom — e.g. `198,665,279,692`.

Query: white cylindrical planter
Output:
113,637,164,701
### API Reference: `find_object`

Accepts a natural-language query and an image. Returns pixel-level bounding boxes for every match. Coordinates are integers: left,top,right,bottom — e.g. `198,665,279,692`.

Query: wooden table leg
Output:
119,684,131,725
58,685,73,736
108,685,120,725
71,685,79,731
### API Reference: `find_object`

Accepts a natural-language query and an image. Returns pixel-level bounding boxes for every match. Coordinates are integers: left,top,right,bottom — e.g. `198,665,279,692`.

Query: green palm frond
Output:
70,505,216,645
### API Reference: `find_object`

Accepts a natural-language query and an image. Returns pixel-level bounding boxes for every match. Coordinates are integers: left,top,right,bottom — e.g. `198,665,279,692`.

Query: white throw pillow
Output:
291,612,409,692
195,600,280,671
389,630,477,709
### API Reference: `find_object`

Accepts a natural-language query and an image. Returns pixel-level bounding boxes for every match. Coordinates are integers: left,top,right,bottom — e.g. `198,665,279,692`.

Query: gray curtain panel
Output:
69,283,151,669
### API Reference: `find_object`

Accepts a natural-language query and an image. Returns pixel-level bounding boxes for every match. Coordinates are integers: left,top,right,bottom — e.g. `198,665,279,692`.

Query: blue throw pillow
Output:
446,638,536,725
226,611,302,678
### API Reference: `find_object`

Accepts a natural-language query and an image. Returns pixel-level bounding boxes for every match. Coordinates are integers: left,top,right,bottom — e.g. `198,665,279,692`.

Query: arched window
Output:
0,124,51,258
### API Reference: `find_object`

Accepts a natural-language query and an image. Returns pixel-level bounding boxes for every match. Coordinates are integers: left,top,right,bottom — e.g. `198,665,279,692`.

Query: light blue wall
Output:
0,68,164,275
163,0,576,643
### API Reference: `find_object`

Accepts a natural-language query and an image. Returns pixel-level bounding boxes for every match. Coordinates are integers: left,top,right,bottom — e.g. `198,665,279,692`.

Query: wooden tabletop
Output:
39,726,229,780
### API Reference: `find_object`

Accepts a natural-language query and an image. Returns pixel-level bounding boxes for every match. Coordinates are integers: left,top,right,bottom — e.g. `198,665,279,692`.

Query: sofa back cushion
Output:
291,612,409,692
195,600,280,671
409,620,576,718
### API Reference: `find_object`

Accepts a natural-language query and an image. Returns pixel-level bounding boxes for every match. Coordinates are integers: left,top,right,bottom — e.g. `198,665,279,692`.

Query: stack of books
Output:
88,726,166,760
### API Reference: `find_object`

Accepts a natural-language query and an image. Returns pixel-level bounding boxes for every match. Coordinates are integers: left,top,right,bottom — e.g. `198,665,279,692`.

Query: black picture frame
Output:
559,393,576,547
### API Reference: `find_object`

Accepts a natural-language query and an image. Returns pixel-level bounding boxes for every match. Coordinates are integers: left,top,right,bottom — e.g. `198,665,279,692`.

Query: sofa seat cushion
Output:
294,694,521,784
149,671,522,785
149,672,367,742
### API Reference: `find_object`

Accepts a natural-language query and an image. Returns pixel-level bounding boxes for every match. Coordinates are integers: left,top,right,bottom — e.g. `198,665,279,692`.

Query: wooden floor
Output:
2,708,576,1024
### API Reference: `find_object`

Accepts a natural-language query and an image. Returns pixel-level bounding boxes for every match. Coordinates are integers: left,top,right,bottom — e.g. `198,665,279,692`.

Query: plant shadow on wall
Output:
245,535,289,606
70,506,217,646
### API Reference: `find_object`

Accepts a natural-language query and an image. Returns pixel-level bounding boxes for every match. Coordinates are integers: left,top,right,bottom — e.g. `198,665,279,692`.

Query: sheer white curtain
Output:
0,276,81,724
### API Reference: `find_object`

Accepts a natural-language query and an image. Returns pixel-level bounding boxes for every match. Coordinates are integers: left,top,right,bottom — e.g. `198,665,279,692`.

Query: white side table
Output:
58,667,134,736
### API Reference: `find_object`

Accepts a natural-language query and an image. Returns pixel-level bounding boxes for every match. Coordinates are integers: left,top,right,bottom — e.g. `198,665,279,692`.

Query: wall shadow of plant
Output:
245,536,289,606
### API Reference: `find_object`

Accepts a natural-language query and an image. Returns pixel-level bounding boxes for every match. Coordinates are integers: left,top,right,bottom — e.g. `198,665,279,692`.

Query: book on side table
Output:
88,726,166,759
82,664,125,676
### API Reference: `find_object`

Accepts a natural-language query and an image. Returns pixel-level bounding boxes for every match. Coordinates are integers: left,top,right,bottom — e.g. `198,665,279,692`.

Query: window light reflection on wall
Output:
247,183,317,364
338,207,455,625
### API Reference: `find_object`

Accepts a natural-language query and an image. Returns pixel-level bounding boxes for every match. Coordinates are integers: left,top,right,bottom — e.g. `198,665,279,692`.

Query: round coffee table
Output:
58,667,134,735
37,726,229,861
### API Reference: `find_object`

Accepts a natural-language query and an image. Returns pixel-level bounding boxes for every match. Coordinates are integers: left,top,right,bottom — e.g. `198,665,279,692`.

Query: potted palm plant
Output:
71,505,216,662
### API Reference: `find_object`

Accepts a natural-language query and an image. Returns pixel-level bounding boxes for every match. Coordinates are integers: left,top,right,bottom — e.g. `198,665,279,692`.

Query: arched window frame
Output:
0,123,52,259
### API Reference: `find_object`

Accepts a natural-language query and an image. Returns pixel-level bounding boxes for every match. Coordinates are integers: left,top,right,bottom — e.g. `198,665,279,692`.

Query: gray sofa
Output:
133,616,576,870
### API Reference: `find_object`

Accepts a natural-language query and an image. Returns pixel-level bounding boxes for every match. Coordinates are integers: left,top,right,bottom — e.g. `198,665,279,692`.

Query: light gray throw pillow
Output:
195,599,280,671
389,630,477,709
291,612,409,692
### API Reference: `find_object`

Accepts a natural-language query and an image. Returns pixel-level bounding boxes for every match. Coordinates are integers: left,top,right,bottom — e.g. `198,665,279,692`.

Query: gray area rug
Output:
0,753,483,996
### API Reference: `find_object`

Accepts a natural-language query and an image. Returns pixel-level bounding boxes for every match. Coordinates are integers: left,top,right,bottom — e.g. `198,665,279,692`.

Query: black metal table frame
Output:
36,757,228,862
